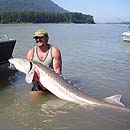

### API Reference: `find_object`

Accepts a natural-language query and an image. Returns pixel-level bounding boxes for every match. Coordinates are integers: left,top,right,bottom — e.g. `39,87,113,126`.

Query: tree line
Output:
0,11,95,24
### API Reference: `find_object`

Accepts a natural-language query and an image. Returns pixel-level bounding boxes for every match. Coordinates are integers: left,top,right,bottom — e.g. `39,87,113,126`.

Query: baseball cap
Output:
33,29,48,38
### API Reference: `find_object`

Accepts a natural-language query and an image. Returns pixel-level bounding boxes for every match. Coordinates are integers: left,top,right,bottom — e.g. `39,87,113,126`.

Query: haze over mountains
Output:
0,0,68,12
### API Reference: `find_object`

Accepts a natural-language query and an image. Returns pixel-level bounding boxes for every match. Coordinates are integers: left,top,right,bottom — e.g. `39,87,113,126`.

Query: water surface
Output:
0,23,130,130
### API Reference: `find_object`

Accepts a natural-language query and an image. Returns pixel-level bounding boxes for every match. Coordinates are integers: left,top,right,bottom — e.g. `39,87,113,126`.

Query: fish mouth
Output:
8,58,16,70
8,58,14,64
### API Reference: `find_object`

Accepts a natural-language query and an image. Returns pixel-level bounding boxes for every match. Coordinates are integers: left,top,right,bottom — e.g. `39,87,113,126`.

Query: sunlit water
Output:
0,23,130,130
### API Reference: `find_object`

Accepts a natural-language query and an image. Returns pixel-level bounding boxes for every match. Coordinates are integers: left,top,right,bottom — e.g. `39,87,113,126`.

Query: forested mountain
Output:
0,0,95,24
0,0,67,12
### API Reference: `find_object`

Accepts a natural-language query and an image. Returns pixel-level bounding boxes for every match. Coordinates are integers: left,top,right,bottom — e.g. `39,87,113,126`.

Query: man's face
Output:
35,36,46,47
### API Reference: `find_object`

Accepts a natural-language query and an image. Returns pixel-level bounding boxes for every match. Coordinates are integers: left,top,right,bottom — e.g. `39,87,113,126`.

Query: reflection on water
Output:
0,66,17,110
123,40,130,54
0,65,17,88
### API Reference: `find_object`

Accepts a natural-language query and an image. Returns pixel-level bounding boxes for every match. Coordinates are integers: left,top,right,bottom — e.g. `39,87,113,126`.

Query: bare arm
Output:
26,48,34,60
52,46,62,75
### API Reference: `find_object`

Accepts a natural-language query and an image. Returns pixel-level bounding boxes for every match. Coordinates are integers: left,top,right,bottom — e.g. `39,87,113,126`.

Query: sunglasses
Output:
34,37,43,40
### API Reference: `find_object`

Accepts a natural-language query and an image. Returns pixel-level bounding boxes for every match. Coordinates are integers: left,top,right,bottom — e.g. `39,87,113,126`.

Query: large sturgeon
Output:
9,58,130,111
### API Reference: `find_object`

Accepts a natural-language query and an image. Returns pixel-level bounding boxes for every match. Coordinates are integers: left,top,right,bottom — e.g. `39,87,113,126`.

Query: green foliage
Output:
0,11,95,24
0,0,95,24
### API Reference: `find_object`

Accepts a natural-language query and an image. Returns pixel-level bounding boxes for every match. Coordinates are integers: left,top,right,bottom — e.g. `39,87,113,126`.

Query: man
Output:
26,29,62,91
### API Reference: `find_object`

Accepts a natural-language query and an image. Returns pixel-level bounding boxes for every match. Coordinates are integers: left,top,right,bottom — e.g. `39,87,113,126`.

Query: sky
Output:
52,0,130,23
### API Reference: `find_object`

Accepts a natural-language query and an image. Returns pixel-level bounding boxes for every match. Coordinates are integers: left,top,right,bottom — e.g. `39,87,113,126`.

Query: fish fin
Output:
25,70,34,84
103,95,125,107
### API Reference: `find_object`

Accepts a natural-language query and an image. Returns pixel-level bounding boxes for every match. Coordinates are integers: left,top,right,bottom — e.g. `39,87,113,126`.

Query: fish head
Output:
9,58,32,73
9,58,35,83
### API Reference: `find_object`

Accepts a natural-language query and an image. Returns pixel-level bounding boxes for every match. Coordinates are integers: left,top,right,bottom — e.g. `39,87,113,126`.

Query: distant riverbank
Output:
0,11,95,24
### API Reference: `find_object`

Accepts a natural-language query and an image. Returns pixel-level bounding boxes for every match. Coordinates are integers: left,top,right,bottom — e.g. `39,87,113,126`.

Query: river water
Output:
0,23,130,130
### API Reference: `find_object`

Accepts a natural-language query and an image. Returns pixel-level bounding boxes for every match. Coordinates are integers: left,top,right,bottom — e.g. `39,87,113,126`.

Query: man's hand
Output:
33,71,39,81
